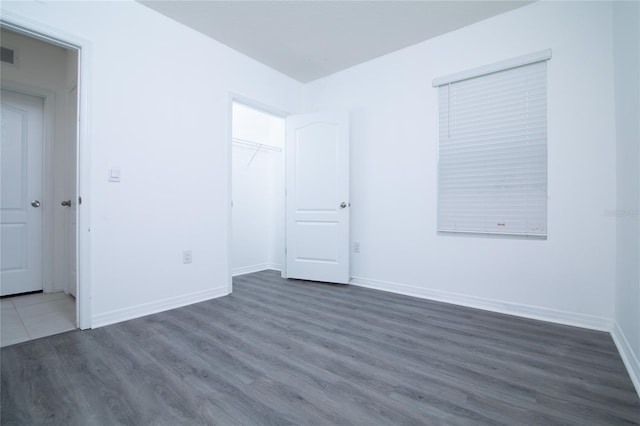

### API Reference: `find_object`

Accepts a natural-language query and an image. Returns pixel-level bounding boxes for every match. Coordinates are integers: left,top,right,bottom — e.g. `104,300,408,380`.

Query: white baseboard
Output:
233,263,281,277
611,321,640,398
350,276,612,332
91,286,229,329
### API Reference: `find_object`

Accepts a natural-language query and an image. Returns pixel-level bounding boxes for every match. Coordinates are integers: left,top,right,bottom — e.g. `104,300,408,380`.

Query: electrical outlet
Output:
353,241,360,253
183,250,192,264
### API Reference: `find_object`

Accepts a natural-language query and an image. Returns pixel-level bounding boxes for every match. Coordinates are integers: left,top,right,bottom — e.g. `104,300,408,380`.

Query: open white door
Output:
1,89,45,296
285,111,350,284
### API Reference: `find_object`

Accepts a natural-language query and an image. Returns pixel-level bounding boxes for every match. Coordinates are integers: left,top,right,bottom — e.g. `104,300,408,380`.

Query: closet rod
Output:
232,137,282,152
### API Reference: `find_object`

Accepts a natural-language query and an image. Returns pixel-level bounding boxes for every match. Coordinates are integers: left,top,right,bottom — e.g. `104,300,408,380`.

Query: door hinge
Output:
78,196,82,205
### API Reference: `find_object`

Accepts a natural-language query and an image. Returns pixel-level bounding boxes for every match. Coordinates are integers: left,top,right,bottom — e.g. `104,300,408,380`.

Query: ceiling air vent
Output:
1,47,16,65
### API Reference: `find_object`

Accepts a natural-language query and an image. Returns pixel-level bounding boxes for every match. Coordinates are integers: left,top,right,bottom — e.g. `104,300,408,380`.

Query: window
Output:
433,50,551,237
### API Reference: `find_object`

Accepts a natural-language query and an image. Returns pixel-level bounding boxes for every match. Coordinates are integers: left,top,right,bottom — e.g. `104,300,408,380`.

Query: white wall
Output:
305,1,617,328
1,0,304,326
613,1,640,394
0,28,75,294
232,102,285,275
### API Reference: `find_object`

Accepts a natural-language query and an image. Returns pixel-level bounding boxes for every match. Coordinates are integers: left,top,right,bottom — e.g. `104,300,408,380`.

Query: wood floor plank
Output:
223,280,579,425
2,270,639,425
179,299,439,425
241,274,620,366
190,297,521,426
236,276,634,405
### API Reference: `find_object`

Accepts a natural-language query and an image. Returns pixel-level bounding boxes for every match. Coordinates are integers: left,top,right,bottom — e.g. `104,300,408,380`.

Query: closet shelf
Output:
232,137,282,152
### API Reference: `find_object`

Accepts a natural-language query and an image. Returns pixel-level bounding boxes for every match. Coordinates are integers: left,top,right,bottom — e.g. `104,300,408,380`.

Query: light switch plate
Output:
108,167,120,182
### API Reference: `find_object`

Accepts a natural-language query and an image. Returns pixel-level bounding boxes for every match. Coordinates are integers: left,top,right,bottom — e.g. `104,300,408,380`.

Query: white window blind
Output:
435,53,549,236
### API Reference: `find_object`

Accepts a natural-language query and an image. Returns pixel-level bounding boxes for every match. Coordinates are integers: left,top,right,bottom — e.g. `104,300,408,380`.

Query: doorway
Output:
228,99,351,289
0,27,80,344
230,100,286,278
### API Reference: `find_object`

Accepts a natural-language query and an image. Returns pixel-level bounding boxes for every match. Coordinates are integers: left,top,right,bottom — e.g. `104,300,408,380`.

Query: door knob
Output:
61,200,71,207
340,202,347,209
31,200,41,208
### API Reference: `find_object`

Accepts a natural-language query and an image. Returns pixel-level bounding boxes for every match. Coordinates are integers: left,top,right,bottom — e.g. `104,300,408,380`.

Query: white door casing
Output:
285,111,350,284
1,89,45,296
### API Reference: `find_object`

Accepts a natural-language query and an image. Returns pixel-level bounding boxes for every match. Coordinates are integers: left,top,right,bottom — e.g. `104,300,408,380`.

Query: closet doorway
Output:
231,101,286,277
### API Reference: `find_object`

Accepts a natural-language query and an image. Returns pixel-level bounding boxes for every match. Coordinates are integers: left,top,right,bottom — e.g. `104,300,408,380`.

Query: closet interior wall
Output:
231,102,285,275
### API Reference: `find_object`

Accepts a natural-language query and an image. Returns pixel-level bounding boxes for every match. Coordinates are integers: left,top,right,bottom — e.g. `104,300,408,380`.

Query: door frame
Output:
1,13,93,329
1,85,54,294
226,92,289,294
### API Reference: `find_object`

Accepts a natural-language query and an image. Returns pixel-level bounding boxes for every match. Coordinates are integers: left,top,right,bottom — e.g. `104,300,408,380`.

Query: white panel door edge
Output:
68,85,79,298
285,111,350,284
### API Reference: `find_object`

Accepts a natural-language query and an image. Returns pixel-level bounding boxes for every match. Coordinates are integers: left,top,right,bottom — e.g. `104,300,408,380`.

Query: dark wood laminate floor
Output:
1,270,639,425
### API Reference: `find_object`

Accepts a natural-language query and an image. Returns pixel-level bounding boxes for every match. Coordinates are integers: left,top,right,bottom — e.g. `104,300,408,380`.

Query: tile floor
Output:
1,292,76,347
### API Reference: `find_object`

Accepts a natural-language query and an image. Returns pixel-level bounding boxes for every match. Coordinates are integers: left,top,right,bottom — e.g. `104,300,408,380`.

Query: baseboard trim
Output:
91,286,229,329
233,263,281,277
611,321,640,398
50,282,67,293
350,276,612,332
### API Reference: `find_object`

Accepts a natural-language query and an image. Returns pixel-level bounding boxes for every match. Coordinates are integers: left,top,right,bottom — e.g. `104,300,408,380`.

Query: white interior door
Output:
285,111,350,284
1,89,45,296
